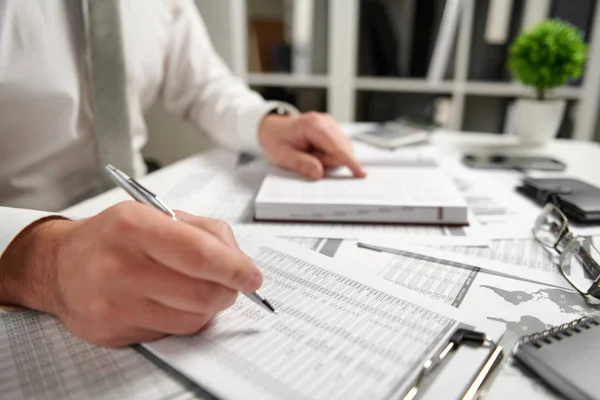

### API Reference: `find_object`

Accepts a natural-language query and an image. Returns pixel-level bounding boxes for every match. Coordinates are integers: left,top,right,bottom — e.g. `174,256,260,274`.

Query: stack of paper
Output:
254,167,468,224
0,237,504,400
143,237,504,400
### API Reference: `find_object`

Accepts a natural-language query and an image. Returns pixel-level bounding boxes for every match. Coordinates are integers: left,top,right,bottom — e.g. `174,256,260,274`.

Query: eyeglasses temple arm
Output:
577,245,600,279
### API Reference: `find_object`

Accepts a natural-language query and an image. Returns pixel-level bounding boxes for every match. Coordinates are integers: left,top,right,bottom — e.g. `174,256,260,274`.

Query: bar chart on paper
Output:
286,237,479,308
287,237,600,343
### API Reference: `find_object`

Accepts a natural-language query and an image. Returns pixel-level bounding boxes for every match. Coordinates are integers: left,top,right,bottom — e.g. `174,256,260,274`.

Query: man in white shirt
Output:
0,0,365,347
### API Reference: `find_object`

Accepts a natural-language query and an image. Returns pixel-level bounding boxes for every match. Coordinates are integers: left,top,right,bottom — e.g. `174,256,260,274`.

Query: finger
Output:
119,208,263,292
132,298,214,336
330,145,367,178
275,148,324,180
324,146,366,178
103,328,167,348
305,128,366,178
314,153,348,169
175,212,240,250
123,259,239,314
146,230,261,292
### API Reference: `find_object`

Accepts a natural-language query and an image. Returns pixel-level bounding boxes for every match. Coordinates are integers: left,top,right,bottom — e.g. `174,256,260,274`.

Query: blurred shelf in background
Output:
195,0,600,141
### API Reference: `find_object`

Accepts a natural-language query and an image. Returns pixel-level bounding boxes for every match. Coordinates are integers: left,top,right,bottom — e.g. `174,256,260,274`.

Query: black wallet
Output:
517,177,600,224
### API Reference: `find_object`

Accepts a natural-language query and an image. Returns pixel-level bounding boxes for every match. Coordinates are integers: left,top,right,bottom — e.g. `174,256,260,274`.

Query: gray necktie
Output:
86,0,135,187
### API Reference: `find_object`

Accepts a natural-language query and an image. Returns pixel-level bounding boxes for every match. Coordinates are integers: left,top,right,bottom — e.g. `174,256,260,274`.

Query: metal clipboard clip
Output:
402,328,504,400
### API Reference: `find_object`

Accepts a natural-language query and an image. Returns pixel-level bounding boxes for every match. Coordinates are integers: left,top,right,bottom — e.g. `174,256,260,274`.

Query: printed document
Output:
357,239,576,289
144,236,503,400
450,170,540,227
286,234,600,400
436,239,559,274
0,313,197,400
0,235,502,400
290,236,598,327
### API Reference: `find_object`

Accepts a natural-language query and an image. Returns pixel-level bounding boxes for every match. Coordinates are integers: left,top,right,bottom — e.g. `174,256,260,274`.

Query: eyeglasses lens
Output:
534,205,567,248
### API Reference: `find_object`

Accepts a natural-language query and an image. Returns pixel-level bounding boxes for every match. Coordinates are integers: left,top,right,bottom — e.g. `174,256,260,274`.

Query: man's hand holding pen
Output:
0,203,263,348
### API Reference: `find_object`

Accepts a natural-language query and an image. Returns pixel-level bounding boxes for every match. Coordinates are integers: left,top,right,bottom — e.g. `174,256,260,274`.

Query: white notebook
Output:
254,166,468,225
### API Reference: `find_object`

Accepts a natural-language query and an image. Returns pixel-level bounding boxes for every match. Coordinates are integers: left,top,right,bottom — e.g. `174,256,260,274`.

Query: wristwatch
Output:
268,105,291,116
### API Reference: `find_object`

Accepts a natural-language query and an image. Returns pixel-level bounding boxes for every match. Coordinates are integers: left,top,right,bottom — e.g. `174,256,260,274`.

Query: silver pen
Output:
105,164,276,314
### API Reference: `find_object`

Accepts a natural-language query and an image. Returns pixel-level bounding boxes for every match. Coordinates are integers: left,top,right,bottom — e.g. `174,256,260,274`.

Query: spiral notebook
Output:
514,317,600,400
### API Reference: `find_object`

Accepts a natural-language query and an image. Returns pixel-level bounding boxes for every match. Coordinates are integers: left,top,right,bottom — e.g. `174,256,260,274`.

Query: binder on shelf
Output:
382,0,416,76
550,0,596,86
469,0,507,81
515,317,600,400
357,0,400,77
485,0,515,44
502,0,527,81
410,0,437,77
550,0,595,40
248,19,285,73
291,0,314,75
357,0,402,123
521,0,552,31
469,0,526,82
427,0,462,83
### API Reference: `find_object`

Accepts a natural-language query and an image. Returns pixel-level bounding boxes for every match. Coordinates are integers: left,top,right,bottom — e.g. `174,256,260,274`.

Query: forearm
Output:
161,0,297,153
0,217,68,313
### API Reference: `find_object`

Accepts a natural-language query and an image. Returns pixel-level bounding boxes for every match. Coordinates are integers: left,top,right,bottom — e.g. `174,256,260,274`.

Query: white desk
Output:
68,128,600,216
433,130,600,187
64,129,600,400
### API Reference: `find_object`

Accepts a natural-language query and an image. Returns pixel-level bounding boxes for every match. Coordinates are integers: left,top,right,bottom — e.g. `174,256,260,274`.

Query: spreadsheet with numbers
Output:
0,312,201,400
0,237,503,400
143,237,503,400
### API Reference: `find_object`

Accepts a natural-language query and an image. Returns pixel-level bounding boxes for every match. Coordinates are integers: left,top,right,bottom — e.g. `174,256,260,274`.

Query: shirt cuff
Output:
237,101,300,154
0,207,56,314
0,305,28,314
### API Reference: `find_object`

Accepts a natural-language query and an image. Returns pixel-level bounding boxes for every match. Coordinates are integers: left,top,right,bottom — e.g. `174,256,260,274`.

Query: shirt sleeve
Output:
0,207,53,259
0,207,53,314
160,0,298,154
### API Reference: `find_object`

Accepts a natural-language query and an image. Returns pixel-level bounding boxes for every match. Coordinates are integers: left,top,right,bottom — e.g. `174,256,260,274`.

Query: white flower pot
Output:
513,99,566,145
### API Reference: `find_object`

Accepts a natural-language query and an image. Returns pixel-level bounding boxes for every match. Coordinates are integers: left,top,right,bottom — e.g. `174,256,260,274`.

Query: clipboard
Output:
402,328,504,400
136,327,503,400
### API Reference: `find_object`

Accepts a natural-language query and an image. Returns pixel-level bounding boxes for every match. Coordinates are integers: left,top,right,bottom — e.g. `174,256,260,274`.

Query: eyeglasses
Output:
533,203,600,300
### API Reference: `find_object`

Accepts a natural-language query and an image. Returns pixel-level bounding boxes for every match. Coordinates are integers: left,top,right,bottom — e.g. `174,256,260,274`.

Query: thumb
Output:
276,149,324,180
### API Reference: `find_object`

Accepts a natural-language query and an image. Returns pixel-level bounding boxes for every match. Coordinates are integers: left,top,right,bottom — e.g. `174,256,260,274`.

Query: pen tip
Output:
263,300,276,314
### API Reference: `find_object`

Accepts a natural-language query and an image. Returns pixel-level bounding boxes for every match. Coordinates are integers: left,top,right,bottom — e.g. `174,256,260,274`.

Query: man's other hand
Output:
0,203,262,348
258,112,367,180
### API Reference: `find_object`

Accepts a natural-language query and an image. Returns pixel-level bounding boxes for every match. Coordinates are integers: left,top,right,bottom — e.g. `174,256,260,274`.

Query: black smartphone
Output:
462,154,566,171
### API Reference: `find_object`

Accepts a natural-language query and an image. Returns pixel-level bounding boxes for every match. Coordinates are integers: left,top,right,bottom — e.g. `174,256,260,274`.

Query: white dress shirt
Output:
0,0,293,260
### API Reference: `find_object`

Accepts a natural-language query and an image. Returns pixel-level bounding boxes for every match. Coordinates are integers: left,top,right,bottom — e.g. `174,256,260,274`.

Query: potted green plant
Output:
508,20,588,145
